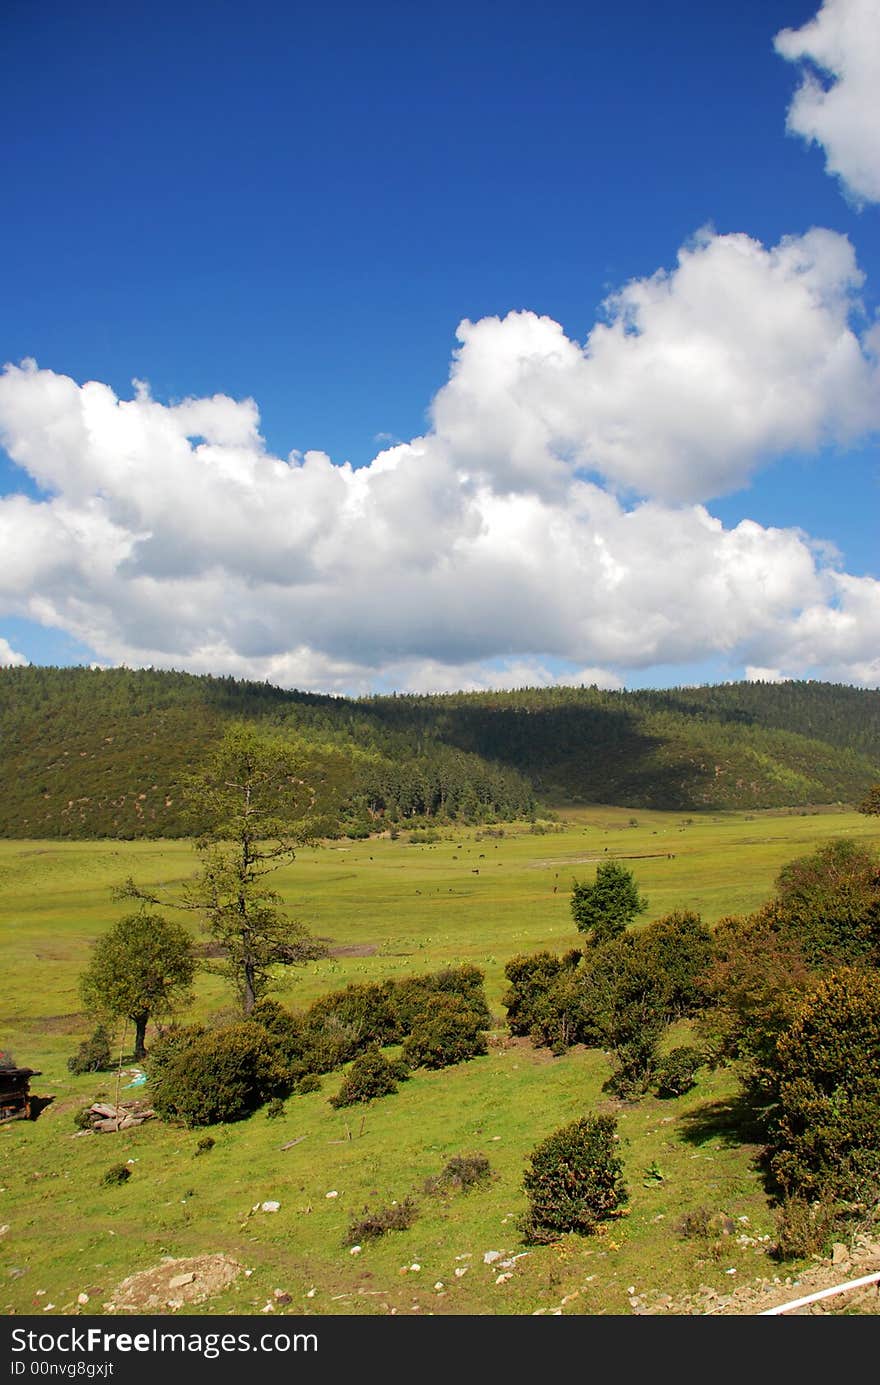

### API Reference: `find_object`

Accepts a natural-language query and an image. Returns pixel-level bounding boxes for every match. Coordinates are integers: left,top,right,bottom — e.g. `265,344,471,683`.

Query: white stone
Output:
325,1190,339,1199
261,1201,281,1213
454,1267,468,1278
483,1250,502,1264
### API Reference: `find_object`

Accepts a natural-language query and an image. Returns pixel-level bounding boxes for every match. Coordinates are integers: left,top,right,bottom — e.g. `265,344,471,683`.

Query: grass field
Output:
2,803,878,1317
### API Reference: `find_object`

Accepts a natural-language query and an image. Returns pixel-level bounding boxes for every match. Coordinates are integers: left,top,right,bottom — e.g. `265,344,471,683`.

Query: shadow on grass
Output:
677,1091,769,1150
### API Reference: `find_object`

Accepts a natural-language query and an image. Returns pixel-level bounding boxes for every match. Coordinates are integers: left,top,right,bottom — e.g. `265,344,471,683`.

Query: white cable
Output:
758,1269,880,1315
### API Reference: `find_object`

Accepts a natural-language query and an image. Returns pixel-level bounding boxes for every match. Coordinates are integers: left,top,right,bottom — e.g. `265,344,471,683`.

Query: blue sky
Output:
1,0,878,693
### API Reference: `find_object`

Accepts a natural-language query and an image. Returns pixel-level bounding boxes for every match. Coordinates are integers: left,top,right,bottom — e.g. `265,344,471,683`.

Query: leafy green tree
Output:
120,723,357,1013
570,861,647,944
858,783,880,816
79,912,195,1060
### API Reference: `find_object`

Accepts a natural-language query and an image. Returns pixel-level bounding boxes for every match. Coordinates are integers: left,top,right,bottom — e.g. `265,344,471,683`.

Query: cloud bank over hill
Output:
1,224,879,694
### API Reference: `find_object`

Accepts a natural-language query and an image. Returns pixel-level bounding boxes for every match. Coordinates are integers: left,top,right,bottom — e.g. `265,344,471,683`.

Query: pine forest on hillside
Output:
1,666,879,839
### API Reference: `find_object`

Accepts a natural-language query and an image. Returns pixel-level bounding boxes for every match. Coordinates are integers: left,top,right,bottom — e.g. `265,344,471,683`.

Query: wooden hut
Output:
0,1057,42,1123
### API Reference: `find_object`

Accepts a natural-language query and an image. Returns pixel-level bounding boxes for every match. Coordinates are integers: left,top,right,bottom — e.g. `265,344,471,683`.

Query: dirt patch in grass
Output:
106,1254,244,1312
644,1235,880,1316
327,943,378,957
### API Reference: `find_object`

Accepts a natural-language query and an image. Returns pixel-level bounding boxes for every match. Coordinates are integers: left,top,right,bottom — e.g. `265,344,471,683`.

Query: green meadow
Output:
2,804,878,1317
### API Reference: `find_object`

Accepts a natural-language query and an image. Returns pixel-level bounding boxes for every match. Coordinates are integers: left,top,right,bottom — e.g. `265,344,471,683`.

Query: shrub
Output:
653,1046,703,1098
580,937,670,1097
265,1097,286,1120
149,1022,292,1127
503,951,584,1048
768,967,880,1203
392,965,491,1035
520,1114,628,1243
73,1105,94,1130
770,838,880,967
696,912,813,1098
343,1198,418,1244
527,969,589,1054
304,982,399,1071
101,1163,131,1187
329,1045,410,1108
424,1153,493,1195
193,1135,215,1156
570,861,647,944
247,999,311,1073
402,994,488,1070
675,1208,735,1261
639,911,714,1019
67,1025,113,1075
675,1207,713,1240
773,1194,839,1261
296,1072,322,1094
503,952,565,1037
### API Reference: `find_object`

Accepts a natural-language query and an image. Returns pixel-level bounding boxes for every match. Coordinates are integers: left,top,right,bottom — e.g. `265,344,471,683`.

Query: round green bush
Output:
67,1025,113,1075
149,1023,292,1127
329,1044,410,1108
653,1046,703,1098
402,994,488,1070
520,1114,628,1243
101,1163,132,1187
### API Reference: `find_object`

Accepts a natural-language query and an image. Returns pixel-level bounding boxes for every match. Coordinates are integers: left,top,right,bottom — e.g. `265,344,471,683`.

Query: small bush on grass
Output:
247,999,311,1074
639,911,714,1019
101,1163,131,1187
67,1025,113,1075
193,1135,215,1156
72,1106,94,1130
329,1046,410,1108
296,1072,322,1094
265,1097,286,1120
402,994,488,1070
676,1207,713,1240
773,1194,840,1261
343,1198,418,1245
520,1114,627,1244
675,1208,735,1260
424,1153,493,1196
653,1046,703,1098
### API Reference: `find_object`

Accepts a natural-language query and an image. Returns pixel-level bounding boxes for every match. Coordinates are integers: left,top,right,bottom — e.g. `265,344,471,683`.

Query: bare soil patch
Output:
106,1254,244,1312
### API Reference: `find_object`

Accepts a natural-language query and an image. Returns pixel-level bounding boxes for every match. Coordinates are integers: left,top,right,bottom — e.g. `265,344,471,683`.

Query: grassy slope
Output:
2,804,879,1317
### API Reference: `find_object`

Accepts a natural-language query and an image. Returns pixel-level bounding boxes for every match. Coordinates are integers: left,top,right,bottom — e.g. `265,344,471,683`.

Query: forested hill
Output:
1,666,879,838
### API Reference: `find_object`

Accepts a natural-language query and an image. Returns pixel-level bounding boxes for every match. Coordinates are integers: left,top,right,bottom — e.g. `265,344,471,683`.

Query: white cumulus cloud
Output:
0,227,879,693
775,0,880,204
0,637,27,667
